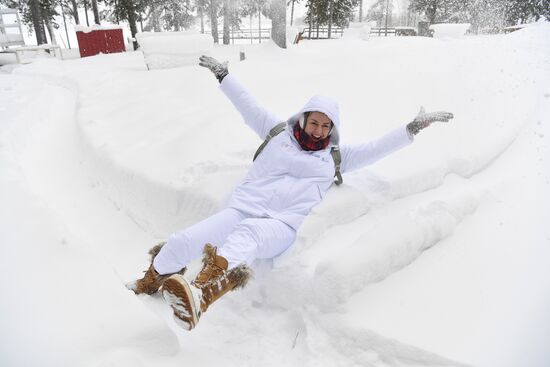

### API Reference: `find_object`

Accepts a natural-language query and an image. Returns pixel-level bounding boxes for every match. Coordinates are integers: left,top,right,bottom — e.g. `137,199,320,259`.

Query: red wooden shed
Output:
76,27,125,58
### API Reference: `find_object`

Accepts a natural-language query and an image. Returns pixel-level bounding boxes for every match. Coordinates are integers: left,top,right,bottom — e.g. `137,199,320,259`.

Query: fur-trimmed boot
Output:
127,242,186,295
162,243,252,330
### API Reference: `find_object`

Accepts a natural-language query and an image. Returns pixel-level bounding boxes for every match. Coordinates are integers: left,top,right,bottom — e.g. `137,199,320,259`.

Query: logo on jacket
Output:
312,153,329,162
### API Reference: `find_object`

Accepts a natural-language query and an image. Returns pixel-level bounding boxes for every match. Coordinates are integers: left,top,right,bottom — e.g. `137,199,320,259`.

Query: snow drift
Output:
1,20,549,367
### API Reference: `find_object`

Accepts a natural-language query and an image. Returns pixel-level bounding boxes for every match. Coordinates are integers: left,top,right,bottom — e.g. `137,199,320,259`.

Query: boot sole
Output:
162,275,201,330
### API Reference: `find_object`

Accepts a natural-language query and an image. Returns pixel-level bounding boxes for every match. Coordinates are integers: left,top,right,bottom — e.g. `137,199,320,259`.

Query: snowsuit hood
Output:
287,95,341,146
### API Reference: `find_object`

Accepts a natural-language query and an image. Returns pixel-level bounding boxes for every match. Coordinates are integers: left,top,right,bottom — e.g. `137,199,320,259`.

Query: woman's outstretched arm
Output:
340,108,454,173
199,55,280,139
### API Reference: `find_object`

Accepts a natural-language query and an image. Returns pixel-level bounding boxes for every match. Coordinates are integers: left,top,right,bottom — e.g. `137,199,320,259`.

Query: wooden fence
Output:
217,28,271,43
301,26,345,40
370,27,417,36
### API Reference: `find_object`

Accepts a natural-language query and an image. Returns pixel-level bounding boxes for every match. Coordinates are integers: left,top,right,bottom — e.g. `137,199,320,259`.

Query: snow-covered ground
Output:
1,21,549,367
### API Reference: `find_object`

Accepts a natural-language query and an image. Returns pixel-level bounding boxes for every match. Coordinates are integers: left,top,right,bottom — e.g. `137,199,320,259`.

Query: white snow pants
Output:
153,208,296,274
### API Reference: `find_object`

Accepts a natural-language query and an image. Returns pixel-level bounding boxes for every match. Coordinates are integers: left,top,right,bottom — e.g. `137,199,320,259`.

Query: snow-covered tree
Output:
287,0,302,25
408,0,446,24
330,0,358,27
205,0,220,43
196,0,207,33
222,0,241,44
409,0,549,27
91,0,99,24
140,0,163,31
66,0,80,24
103,0,143,48
263,0,286,47
241,0,267,43
504,0,549,24
366,0,386,26
305,0,358,31
440,0,507,33
160,0,195,31
78,0,90,26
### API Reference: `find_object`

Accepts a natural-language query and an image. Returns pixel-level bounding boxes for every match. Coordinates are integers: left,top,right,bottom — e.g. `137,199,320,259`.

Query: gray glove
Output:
199,55,229,83
407,107,454,136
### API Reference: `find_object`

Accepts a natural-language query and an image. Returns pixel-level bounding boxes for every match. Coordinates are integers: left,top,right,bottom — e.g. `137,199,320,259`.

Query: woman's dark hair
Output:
303,111,311,127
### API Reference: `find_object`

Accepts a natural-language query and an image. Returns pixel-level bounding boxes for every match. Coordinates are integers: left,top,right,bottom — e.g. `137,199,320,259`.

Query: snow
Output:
345,22,372,41
286,26,302,45
430,23,471,39
74,25,125,33
136,32,213,70
1,20,550,367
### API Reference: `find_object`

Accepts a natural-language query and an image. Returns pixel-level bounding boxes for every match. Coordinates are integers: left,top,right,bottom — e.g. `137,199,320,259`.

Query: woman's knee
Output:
167,230,192,249
233,219,261,237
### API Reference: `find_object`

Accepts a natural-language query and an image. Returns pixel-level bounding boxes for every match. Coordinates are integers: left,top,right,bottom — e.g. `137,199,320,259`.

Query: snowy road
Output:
1,22,550,367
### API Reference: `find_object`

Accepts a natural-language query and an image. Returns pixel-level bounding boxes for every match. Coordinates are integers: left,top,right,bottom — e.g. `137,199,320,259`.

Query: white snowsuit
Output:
153,75,413,273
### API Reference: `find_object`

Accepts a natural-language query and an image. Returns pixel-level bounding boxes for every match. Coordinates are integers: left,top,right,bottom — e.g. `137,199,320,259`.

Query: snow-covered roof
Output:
74,25,124,33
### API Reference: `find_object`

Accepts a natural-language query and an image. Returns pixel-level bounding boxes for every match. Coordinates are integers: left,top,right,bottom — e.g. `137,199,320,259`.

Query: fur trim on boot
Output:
148,242,165,260
226,264,253,290
127,242,186,295
201,243,217,266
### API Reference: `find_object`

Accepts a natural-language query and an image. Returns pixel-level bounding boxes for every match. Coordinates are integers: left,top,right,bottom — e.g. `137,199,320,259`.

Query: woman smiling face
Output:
304,111,332,141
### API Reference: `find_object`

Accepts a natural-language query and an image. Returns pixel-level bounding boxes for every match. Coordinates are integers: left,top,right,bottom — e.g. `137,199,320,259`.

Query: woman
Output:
128,55,454,330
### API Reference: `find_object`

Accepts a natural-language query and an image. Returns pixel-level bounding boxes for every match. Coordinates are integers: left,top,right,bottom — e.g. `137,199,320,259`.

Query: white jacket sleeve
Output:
219,74,281,139
340,125,413,173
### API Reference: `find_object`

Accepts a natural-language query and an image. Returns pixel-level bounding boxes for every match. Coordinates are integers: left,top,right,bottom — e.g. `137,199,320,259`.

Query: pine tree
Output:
91,0,99,24
222,0,230,44
408,0,549,28
366,0,385,26
504,0,547,24
196,0,207,33
241,0,267,43
160,0,195,31
79,0,90,26
65,0,80,24
103,0,144,49
305,0,357,34
140,0,163,31
540,0,550,20
330,0,358,27
207,0,220,43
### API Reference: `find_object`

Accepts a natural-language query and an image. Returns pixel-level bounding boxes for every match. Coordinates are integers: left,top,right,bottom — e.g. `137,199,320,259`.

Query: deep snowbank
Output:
1,21,549,367
0,74,180,367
